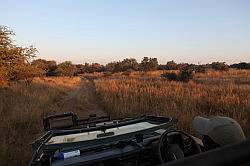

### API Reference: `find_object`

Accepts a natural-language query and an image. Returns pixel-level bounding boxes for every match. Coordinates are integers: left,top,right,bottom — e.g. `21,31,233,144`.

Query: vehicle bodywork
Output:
29,112,249,166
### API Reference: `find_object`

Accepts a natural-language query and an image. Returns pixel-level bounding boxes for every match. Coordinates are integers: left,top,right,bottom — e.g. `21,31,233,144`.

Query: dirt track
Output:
51,78,106,118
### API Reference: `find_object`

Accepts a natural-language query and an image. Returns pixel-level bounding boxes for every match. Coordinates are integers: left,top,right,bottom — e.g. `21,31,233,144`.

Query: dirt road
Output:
51,78,107,118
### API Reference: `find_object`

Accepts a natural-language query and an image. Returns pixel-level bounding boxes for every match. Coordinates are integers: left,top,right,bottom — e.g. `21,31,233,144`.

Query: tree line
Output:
1,26,249,84
31,58,249,77
31,57,160,77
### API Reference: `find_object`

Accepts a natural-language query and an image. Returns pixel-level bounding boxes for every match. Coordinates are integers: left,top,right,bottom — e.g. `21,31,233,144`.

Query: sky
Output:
0,0,250,64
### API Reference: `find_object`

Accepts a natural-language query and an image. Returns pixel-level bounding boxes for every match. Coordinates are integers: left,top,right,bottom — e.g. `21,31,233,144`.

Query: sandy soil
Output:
51,78,107,118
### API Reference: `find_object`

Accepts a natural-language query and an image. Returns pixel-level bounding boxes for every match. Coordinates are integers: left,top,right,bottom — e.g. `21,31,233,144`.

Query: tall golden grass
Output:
0,69,249,165
0,77,80,166
95,70,250,135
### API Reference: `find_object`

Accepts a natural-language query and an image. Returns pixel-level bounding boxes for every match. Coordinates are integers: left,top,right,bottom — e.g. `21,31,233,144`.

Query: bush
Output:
211,62,229,71
230,62,250,69
194,65,206,73
161,69,193,82
140,57,158,71
32,59,57,76
161,73,178,81
55,61,77,76
179,69,193,82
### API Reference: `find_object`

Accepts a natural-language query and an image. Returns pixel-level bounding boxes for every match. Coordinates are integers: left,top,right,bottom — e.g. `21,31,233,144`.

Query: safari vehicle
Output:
29,112,250,166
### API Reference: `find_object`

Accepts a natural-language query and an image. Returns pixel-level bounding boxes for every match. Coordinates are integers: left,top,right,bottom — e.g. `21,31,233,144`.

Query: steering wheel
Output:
158,129,201,163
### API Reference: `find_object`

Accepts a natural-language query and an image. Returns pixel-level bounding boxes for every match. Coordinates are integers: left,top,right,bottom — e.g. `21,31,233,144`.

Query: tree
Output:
0,26,38,83
194,65,207,73
78,63,105,73
120,58,139,71
211,62,229,71
177,63,189,70
140,57,158,71
87,63,104,73
76,64,85,74
230,62,250,69
46,60,57,76
31,59,58,76
31,59,48,72
56,61,77,76
166,60,178,70
105,62,118,73
178,69,193,82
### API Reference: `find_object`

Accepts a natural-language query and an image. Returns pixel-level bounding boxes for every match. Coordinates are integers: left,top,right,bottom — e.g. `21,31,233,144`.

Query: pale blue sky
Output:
1,0,250,64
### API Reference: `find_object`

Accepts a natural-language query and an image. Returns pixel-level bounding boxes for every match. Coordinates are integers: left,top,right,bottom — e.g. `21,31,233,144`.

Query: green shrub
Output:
161,73,178,81
161,69,193,82
179,69,193,82
211,62,229,71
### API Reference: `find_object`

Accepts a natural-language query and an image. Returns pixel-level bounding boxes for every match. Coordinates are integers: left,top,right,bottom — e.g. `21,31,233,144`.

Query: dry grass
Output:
194,69,250,85
95,70,250,136
0,69,249,165
0,77,80,166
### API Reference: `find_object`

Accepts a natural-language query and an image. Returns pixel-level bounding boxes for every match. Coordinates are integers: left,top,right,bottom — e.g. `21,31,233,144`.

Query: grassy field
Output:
0,69,249,165
95,69,250,135
0,77,81,165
